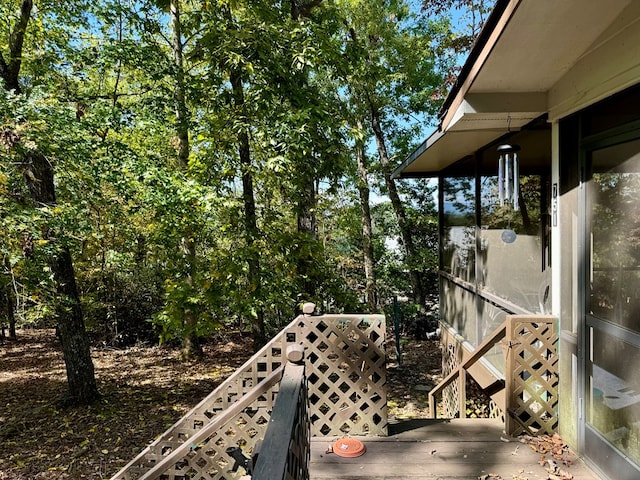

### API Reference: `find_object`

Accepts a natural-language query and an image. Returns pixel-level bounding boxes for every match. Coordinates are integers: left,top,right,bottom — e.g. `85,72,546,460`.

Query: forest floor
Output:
0,328,441,479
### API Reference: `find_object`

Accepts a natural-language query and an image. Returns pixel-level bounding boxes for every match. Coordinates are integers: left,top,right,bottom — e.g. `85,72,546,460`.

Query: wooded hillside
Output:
1,0,491,400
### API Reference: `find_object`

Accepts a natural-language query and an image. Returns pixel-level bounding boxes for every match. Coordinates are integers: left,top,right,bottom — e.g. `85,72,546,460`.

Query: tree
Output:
0,0,452,353
422,0,494,52
195,0,351,322
219,2,267,343
0,0,98,404
289,0,325,303
355,127,378,311
168,0,202,358
336,0,449,311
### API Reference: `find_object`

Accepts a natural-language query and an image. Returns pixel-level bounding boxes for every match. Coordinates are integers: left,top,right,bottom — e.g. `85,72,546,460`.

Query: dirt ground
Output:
0,328,441,479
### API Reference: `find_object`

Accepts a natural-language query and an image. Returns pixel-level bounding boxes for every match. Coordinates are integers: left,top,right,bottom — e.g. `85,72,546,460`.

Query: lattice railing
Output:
109,313,386,480
505,315,558,435
432,315,557,436
440,329,503,420
305,315,387,436
440,328,463,418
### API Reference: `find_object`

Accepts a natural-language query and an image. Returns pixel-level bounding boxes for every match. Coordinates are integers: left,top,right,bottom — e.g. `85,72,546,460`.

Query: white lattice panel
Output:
440,327,462,418
110,313,386,480
305,315,387,436
505,315,558,435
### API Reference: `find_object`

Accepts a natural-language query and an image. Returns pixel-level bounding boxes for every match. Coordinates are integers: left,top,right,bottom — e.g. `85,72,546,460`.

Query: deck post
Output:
459,367,467,418
252,351,309,480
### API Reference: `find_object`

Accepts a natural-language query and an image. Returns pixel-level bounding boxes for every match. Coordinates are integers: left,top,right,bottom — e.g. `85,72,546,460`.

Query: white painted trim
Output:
551,121,561,319
464,92,548,114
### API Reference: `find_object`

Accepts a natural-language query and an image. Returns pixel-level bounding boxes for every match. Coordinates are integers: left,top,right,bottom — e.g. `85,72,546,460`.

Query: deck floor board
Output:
310,418,602,479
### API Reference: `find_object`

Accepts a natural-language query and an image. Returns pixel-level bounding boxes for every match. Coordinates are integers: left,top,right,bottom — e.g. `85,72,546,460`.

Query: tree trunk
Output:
367,97,426,310
0,288,5,341
52,246,99,404
2,256,17,340
1,0,98,404
5,284,17,340
229,66,266,345
290,0,321,303
170,0,202,359
170,0,190,168
25,151,100,404
296,178,318,300
8,288,16,339
355,128,377,312
0,0,31,94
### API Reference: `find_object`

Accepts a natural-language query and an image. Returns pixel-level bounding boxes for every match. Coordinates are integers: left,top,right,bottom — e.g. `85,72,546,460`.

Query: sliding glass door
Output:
584,135,640,479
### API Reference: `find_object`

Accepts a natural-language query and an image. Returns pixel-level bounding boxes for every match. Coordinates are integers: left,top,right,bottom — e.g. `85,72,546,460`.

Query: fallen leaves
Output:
520,433,577,480
537,456,574,480
0,329,254,480
386,336,442,419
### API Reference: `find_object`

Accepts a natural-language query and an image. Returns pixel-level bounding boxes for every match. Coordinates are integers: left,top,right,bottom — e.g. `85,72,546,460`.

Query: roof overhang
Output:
394,0,634,178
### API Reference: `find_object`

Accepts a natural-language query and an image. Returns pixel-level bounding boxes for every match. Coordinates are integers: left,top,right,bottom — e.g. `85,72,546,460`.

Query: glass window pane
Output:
442,177,476,282
479,174,551,313
480,300,507,371
441,277,478,345
589,139,640,333
589,327,640,465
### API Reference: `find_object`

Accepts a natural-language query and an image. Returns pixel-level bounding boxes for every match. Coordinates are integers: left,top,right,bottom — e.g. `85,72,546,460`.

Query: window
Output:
479,173,551,313
442,176,476,282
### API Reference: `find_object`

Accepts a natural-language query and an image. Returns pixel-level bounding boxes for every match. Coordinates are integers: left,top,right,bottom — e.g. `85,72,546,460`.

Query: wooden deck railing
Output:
109,312,385,480
430,315,558,436
125,367,285,480
252,345,309,480
429,320,507,418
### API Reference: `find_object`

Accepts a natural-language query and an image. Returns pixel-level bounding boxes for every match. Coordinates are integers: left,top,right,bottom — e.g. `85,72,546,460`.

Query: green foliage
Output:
0,0,462,346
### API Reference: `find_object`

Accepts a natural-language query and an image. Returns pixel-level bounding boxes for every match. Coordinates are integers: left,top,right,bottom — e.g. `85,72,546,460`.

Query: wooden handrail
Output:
252,347,308,480
429,320,507,417
135,365,285,480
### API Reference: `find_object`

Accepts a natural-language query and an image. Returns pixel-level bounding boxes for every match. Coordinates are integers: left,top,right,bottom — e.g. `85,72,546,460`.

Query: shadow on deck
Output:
310,418,601,479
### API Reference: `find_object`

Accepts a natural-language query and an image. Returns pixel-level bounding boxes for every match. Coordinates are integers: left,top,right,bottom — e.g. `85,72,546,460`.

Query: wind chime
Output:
497,143,521,210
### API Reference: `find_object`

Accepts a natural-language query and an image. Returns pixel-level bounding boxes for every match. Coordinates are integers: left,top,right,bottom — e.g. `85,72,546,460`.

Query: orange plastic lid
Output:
333,438,366,458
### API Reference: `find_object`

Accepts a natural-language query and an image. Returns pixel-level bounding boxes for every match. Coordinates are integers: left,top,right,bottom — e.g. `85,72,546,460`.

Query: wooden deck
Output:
310,418,602,479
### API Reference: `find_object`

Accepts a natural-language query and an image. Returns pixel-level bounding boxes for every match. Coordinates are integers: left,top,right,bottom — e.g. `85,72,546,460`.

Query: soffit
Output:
470,0,632,94
395,0,633,178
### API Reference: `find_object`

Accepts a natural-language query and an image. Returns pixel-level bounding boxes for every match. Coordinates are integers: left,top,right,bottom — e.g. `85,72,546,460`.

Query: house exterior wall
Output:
548,4,640,464
412,3,640,478
553,82,640,479
438,135,552,386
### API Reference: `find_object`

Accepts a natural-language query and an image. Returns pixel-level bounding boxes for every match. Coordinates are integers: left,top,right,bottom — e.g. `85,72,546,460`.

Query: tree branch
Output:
291,0,324,20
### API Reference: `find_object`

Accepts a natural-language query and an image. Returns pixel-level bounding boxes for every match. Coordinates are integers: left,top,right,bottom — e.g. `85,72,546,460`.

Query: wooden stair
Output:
430,315,558,436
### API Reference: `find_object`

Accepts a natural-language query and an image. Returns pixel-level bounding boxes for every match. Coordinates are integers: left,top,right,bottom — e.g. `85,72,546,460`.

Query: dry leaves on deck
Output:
520,433,577,480
478,471,531,480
